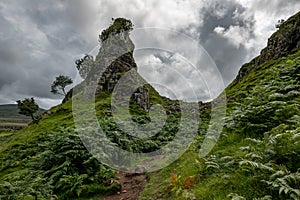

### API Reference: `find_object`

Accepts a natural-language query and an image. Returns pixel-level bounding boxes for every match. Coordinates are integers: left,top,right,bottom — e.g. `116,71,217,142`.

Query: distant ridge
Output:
0,104,45,132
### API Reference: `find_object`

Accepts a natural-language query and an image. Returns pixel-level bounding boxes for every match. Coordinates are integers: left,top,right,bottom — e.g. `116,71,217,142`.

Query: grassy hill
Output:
141,12,300,199
141,50,300,200
0,104,45,132
0,12,300,200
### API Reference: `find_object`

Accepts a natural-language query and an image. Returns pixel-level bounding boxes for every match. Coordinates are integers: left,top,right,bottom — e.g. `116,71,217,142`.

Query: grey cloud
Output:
199,1,251,39
196,0,256,85
0,0,97,108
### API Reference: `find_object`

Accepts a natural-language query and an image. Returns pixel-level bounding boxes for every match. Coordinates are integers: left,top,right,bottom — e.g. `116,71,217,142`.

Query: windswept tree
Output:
16,98,39,121
51,75,73,97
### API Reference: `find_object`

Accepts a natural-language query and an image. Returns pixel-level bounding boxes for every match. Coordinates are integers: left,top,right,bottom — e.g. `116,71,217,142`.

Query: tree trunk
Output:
30,113,35,121
62,88,66,96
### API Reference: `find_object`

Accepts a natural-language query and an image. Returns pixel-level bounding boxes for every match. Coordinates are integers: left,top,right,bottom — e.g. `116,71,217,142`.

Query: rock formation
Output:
234,11,300,84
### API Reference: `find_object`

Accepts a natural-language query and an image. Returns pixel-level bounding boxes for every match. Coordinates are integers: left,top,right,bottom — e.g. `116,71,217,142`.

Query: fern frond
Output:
259,163,275,173
205,161,220,170
240,146,251,151
227,193,246,200
239,160,259,168
245,152,263,160
219,156,233,161
245,138,263,145
270,170,287,180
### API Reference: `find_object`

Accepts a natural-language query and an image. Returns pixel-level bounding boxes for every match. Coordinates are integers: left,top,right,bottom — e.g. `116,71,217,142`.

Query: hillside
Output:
142,49,300,200
0,104,45,133
0,12,300,200
141,11,300,199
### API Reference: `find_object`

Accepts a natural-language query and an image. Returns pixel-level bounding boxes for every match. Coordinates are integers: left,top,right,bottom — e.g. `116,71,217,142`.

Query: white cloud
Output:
214,25,254,49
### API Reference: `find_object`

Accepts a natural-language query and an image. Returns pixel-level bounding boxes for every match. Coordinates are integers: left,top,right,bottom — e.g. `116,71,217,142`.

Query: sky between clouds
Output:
0,0,300,109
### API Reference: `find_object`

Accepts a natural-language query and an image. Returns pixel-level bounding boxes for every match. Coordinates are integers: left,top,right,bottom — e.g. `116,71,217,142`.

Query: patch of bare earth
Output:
102,172,148,200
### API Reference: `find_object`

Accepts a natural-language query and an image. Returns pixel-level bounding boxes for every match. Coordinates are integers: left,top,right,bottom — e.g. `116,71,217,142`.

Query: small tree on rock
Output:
51,75,73,97
16,98,39,121
75,54,94,79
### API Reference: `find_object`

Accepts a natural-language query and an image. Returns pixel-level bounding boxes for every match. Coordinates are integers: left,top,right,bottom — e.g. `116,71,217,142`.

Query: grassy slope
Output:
0,101,73,152
141,51,300,200
0,81,179,199
0,94,119,199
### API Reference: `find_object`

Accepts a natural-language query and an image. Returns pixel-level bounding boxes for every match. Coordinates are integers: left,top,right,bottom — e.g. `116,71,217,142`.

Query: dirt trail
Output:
102,172,148,200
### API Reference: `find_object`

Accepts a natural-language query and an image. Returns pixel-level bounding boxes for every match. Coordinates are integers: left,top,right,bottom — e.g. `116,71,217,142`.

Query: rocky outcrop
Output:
131,87,150,112
86,30,151,111
65,18,182,115
62,19,151,112
83,30,136,96
257,11,300,65
234,11,300,84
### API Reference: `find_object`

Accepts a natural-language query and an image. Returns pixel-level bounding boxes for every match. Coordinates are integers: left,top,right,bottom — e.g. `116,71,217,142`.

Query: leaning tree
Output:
16,98,39,121
51,75,73,98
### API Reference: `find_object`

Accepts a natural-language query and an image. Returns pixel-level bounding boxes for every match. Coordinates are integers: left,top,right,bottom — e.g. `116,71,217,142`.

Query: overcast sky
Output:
0,0,300,109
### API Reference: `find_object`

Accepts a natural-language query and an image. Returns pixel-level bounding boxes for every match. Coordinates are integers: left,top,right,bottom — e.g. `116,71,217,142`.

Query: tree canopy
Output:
99,18,133,42
16,98,39,121
51,75,73,97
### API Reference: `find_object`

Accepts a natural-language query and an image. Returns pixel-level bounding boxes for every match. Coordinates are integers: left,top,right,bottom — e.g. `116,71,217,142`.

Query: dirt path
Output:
102,172,148,200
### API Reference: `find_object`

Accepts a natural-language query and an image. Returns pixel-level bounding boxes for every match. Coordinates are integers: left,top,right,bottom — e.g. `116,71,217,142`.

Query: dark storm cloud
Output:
196,0,256,85
23,1,92,50
199,1,250,40
0,1,98,108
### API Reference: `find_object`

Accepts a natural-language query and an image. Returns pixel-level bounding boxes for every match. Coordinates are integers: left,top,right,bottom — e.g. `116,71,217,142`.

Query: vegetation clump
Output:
0,128,118,199
51,75,73,97
99,18,133,42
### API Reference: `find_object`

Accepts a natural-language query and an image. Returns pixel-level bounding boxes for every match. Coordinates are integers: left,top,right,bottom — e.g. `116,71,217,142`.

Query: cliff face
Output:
64,18,182,114
258,11,300,64
83,31,135,94
234,11,300,84
70,19,151,111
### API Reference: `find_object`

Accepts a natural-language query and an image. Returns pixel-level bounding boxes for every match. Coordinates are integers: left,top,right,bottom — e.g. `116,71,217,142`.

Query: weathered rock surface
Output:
234,11,300,84
64,20,151,111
